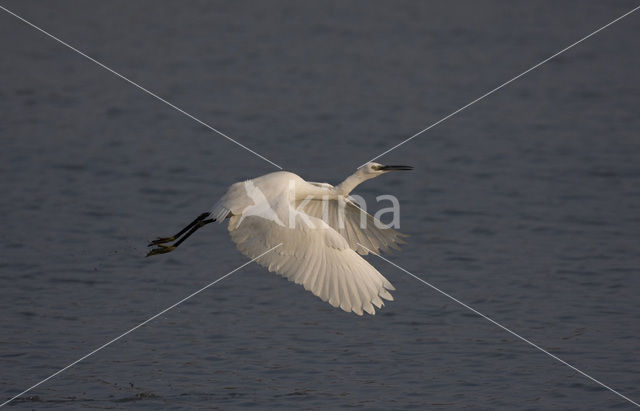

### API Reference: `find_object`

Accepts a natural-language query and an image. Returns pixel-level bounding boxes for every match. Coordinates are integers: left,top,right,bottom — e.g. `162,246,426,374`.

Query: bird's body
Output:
148,163,412,315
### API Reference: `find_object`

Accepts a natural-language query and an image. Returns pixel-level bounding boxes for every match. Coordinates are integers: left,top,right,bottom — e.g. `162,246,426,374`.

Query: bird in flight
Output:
147,162,412,315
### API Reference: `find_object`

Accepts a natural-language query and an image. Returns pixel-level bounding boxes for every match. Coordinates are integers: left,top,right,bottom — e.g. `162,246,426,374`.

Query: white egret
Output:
147,162,412,315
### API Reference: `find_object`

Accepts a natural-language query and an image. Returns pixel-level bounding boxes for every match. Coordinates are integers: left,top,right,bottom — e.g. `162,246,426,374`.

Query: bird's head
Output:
362,162,413,176
336,162,413,195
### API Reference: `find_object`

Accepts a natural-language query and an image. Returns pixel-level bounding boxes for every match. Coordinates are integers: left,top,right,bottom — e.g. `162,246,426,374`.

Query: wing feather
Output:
298,197,407,255
228,213,394,315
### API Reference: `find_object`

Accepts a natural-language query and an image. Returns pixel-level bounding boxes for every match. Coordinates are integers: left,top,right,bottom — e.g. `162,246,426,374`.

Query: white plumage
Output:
148,162,412,315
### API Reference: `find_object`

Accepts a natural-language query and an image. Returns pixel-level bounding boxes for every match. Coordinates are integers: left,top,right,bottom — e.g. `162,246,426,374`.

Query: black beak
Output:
379,165,413,171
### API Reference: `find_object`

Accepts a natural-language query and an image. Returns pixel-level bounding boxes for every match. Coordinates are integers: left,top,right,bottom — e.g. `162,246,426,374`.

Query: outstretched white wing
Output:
227,212,395,315
297,193,407,255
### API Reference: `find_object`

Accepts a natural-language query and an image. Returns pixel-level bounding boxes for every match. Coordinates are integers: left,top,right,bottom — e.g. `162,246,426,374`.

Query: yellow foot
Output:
146,245,176,257
148,236,176,246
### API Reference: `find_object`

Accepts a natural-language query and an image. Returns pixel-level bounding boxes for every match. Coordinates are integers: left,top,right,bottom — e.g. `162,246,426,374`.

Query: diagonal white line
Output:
358,4,640,168
0,4,283,170
357,243,640,408
0,244,282,408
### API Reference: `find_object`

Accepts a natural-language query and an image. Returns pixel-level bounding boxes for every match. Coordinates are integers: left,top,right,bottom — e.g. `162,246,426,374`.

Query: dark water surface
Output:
1,1,640,409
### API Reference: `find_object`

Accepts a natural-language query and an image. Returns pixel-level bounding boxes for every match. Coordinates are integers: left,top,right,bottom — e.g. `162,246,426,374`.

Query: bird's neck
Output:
335,169,372,196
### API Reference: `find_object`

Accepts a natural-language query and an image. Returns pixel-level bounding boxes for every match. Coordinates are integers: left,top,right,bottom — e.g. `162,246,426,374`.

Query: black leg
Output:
148,212,210,246
146,218,216,257
172,218,215,247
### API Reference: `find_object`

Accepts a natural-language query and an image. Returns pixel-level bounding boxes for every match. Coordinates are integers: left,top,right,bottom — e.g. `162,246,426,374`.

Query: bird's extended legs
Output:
147,212,216,257
148,212,211,245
